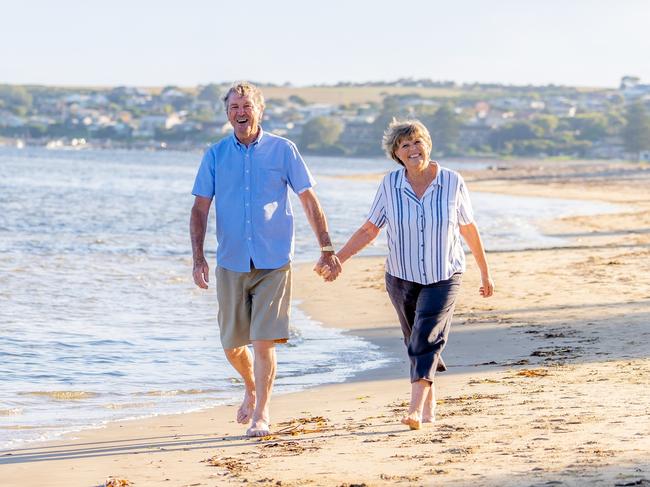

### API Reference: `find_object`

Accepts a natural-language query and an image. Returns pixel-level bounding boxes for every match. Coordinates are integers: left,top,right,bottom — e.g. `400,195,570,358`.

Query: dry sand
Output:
2,160,649,487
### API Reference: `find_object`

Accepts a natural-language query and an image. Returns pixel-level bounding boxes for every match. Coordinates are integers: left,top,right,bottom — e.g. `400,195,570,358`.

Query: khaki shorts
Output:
216,263,292,349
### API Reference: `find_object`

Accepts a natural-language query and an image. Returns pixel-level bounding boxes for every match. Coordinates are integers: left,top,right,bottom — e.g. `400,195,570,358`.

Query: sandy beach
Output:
2,159,649,487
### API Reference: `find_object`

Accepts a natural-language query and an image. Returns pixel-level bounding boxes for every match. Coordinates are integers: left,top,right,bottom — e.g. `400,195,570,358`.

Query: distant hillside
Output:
260,86,475,104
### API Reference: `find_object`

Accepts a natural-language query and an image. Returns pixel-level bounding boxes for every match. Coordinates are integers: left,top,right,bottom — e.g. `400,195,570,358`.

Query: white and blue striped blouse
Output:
367,164,475,285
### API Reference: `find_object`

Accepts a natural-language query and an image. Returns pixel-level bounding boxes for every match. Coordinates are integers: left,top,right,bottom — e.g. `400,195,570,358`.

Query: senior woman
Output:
318,119,494,430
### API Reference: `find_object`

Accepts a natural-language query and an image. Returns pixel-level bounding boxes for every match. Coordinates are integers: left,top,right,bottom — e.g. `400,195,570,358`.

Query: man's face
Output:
226,93,263,143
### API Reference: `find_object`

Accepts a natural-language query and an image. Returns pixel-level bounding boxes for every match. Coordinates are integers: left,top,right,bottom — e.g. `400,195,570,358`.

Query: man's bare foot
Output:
401,413,421,430
246,418,271,437
236,390,255,424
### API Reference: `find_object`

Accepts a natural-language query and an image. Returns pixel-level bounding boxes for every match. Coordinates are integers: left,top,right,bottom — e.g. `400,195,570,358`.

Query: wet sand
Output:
2,159,649,486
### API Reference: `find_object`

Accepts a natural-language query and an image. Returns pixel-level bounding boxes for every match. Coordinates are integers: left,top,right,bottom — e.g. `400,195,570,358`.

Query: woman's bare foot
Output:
422,383,435,424
236,390,255,424
401,412,422,430
246,418,271,437
401,379,431,430
421,402,435,424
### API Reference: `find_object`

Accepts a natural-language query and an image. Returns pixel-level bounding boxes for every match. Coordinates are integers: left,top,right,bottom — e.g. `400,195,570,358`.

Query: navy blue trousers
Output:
385,272,462,383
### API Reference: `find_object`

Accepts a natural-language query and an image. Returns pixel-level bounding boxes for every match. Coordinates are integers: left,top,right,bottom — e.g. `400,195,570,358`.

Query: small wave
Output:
0,408,23,417
19,391,99,401
139,388,221,397
288,325,303,341
165,276,186,284
52,341,80,349
87,339,134,346
104,401,157,410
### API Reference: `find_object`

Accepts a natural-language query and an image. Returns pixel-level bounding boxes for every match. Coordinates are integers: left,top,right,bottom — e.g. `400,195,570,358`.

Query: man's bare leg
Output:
422,383,435,423
246,340,276,437
401,379,431,430
223,346,256,424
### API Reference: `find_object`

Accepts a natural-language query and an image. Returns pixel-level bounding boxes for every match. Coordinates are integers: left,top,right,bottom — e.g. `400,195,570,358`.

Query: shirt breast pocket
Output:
256,168,286,201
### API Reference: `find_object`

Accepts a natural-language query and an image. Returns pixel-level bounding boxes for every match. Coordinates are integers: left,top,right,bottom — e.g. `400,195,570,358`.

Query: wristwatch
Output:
320,245,335,252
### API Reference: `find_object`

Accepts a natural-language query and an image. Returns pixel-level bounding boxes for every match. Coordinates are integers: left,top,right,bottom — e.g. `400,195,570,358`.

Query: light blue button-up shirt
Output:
192,129,316,272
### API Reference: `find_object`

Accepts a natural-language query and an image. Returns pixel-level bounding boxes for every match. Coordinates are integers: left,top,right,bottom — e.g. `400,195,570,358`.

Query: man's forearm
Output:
299,190,332,248
310,210,332,248
190,208,208,261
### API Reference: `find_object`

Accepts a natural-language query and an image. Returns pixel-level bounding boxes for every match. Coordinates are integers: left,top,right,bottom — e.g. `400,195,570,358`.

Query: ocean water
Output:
0,147,619,448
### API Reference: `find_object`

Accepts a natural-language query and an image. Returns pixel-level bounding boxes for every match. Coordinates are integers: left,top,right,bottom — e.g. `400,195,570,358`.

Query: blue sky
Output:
1,0,648,88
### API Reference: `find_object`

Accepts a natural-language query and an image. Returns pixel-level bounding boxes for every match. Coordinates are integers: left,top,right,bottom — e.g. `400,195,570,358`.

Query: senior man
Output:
190,81,341,437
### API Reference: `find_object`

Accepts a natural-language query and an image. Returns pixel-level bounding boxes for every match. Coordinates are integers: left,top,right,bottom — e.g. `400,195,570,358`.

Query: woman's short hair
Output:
222,81,265,111
382,119,432,165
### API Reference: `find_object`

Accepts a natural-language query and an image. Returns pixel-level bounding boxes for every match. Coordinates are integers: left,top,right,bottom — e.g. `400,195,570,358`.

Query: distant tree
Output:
198,84,222,104
266,97,287,107
620,76,640,90
605,111,625,135
510,139,556,156
27,123,48,138
288,95,307,106
565,113,608,141
107,86,128,105
489,121,541,152
13,106,29,117
0,85,33,112
531,114,559,136
607,93,625,106
623,101,650,160
351,97,413,156
300,116,343,151
425,104,460,154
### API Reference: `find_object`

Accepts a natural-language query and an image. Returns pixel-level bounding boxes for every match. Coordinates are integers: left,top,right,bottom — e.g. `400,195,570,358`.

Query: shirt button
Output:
245,187,249,190
246,220,250,223
248,237,252,240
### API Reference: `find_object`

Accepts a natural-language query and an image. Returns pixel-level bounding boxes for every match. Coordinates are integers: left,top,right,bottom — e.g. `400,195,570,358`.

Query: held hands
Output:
192,257,210,289
313,253,342,282
479,273,495,298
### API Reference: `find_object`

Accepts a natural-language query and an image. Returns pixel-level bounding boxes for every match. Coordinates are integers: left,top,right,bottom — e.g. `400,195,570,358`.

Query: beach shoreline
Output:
2,159,649,487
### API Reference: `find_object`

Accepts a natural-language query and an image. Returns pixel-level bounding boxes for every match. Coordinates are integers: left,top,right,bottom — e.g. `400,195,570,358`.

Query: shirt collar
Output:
394,162,441,189
232,126,265,149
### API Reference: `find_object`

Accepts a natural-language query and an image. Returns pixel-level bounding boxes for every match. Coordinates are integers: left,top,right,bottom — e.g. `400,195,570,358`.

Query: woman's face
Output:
394,136,430,168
